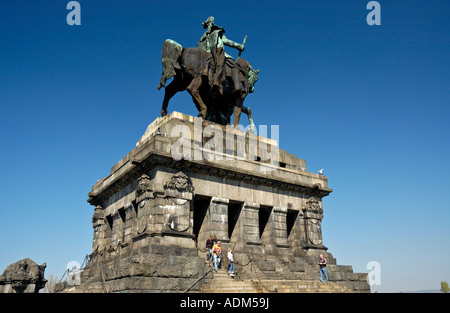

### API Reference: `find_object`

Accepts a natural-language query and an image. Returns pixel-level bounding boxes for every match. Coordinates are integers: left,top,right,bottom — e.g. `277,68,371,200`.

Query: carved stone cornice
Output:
87,135,332,206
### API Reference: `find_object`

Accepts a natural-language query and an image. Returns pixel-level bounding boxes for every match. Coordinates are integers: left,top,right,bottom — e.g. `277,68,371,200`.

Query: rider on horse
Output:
157,17,259,128
197,16,246,95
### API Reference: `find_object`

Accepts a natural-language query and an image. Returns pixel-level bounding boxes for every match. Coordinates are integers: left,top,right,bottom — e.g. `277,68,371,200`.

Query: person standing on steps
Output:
206,235,214,265
212,241,222,272
319,254,328,283
227,248,235,277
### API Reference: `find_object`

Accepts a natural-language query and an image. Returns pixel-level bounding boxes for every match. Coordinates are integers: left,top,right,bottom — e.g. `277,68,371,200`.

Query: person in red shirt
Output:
212,241,222,272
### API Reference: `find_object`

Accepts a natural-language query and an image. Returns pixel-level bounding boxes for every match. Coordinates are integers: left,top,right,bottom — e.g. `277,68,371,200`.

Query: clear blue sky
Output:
1,0,448,293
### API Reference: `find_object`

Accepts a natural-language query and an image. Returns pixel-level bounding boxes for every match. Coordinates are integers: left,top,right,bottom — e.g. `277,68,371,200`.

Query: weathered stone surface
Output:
57,112,369,293
0,258,47,293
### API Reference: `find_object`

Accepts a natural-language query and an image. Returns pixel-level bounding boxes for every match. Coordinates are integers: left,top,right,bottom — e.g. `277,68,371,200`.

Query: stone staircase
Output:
251,258,353,293
201,268,262,293
199,256,355,293
198,252,367,293
200,267,352,293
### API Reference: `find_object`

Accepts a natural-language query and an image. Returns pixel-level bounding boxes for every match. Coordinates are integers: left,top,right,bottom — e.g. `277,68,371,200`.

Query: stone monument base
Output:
0,258,47,293
55,111,369,293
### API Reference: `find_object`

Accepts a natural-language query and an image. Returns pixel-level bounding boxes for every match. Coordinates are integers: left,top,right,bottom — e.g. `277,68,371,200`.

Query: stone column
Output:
210,197,230,242
230,202,263,255
110,213,123,250
287,209,304,257
272,207,290,249
122,203,136,245
260,207,290,255
198,196,230,246
92,205,108,253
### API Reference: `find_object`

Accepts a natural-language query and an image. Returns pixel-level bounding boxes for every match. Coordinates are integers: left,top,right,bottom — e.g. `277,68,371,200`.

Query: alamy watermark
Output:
65,261,82,286
366,1,381,26
66,2,380,27
367,261,381,286
66,1,81,26
169,117,280,173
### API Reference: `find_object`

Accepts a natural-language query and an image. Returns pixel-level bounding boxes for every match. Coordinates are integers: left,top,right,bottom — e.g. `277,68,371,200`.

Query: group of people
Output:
205,235,235,277
205,235,329,282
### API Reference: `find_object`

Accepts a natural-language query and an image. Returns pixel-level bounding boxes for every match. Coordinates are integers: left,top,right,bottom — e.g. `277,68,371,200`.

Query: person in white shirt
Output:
227,248,235,276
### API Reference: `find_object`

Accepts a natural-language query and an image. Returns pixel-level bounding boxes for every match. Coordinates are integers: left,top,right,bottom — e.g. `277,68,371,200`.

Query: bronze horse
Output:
157,39,259,128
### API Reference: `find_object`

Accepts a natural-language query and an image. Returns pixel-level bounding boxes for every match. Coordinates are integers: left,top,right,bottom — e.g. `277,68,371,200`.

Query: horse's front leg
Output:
233,106,242,127
187,76,207,119
242,105,256,134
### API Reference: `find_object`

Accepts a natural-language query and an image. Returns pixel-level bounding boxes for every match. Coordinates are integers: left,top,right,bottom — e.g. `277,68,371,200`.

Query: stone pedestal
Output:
56,111,369,293
0,258,47,293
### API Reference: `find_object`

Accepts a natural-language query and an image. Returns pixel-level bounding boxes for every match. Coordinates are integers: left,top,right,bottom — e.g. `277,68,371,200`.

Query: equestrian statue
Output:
157,16,259,130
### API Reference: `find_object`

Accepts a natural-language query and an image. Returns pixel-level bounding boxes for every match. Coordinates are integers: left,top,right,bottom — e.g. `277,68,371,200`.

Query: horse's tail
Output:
157,39,184,90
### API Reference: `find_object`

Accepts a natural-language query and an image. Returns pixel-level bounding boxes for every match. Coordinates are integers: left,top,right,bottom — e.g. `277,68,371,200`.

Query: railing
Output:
237,256,278,293
57,254,89,284
183,269,212,293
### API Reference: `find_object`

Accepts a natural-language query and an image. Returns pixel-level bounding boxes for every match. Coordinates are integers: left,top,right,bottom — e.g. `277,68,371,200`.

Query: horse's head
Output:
248,68,260,93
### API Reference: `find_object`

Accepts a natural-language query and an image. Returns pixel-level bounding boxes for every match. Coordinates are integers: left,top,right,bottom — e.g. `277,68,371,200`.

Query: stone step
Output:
203,279,352,293
202,286,262,293
202,284,261,293
201,268,262,293
207,279,251,286
257,265,366,282
257,271,317,281
256,280,352,293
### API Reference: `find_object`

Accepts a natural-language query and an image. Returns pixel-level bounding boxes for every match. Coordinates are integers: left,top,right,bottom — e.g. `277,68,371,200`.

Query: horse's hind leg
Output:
187,76,207,119
161,78,183,116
